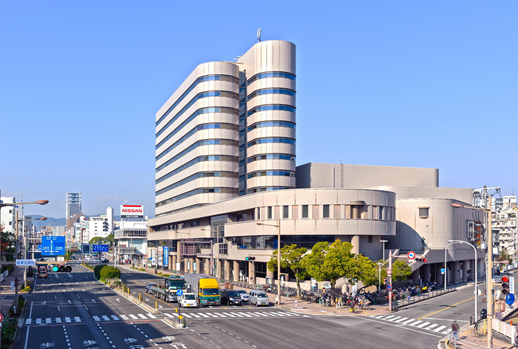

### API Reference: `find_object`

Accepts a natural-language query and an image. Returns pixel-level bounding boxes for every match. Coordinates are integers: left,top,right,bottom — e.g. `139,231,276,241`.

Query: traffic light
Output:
245,256,255,261
14,277,19,287
502,276,510,296
51,265,72,272
415,256,427,263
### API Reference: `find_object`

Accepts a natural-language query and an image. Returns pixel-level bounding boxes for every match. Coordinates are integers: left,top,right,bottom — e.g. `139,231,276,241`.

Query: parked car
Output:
221,289,242,306
101,259,109,264
249,290,269,307
235,289,250,302
179,293,197,308
145,283,157,294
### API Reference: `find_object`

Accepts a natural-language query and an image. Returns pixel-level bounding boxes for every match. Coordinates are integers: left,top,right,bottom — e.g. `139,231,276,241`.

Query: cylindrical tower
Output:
238,41,296,194
154,61,240,217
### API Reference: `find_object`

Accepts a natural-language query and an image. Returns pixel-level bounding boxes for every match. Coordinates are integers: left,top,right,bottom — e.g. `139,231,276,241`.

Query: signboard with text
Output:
16,259,36,266
163,246,169,268
92,245,109,253
120,205,144,218
41,236,66,256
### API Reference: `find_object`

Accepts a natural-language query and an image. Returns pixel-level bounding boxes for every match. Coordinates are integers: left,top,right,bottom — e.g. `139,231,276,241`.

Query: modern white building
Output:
114,205,148,261
493,196,517,260
0,197,20,235
86,207,113,242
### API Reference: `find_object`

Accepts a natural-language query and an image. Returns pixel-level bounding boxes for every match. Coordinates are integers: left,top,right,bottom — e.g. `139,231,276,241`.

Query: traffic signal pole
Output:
487,195,493,348
388,250,392,311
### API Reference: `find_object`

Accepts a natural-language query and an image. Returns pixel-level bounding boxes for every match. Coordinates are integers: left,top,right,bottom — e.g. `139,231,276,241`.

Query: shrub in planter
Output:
100,266,121,281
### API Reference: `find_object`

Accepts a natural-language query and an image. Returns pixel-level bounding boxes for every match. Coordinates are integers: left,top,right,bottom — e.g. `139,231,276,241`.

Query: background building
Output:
114,205,147,262
0,196,20,234
86,207,113,242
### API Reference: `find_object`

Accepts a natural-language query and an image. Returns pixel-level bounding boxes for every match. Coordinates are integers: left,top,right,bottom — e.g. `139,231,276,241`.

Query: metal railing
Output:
393,285,457,309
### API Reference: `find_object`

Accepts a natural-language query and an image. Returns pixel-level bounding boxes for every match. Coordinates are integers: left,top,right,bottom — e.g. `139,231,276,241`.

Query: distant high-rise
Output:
66,192,82,218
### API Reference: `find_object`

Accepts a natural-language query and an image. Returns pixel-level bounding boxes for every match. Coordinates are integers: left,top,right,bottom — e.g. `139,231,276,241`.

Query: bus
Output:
38,265,48,279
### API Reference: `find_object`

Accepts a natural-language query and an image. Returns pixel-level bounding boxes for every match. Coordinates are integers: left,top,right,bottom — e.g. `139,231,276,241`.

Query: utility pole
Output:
487,195,494,348
388,250,393,311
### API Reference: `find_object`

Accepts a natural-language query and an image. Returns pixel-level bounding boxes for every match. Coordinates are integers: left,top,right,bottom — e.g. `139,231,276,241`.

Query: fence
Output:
393,285,457,309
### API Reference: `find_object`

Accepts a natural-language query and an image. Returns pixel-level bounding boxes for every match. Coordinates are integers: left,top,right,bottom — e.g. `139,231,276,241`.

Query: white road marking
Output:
416,322,430,328
434,325,447,333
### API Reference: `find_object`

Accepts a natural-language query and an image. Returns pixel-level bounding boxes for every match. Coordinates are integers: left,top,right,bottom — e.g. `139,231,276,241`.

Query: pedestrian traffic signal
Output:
245,256,255,261
502,276,510,296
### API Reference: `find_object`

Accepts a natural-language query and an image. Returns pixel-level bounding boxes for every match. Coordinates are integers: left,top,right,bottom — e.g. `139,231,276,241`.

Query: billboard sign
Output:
120,205,144,218
82,244,91,254
41,236,66,256
163,246,169,268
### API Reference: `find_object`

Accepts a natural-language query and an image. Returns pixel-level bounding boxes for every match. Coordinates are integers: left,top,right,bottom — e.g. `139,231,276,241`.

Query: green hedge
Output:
100,266,120,281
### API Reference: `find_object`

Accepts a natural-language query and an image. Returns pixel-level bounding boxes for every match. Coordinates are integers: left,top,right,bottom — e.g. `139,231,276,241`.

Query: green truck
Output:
185,273,220,306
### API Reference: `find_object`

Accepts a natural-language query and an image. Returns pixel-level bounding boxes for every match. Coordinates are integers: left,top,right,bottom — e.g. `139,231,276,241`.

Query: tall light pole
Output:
452,199,493,348
380,239,388,263
377,262,383,292
448,239,478,323
257,219,281,305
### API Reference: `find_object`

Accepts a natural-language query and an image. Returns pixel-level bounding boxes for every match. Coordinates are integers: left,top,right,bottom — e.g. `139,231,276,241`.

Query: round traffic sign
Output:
386,285,392,291
0,313,3,322
179,315,183,320
176,289,184,296
407,251,416,260
387,269,392,276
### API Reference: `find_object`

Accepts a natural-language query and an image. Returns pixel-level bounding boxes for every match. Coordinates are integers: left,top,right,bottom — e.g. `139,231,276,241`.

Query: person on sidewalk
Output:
451,320,460,345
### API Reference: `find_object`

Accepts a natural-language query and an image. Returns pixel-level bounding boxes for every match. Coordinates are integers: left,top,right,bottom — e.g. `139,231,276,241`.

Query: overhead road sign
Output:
82,244,91,254
15,259,36,266
41,236,65,256
407,251,416,260
92,245,109,253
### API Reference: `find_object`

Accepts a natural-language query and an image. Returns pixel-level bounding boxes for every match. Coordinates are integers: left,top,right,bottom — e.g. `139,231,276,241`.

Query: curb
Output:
114,288,160,315
163,315,187,329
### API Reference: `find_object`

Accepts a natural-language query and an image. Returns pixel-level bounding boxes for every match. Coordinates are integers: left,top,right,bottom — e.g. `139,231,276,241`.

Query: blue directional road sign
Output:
41,236,66,256
441,268,446,273
92,245,109,253
176,289,184,297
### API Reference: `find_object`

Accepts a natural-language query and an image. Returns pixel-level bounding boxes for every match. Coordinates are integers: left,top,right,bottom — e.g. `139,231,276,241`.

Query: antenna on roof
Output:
257,28,261,42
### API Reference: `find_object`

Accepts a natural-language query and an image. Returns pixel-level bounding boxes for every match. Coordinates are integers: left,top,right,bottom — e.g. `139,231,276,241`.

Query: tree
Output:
303,239,356,292
267,244,309,297
392,260,412,282
351,255,384,289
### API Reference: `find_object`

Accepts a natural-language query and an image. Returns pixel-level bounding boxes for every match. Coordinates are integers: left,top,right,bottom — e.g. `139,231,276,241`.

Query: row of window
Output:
156,91,238,137
247,105,296,117
256,204,395,221
245,88,296,102
247,170,295,179
156,106,238,150
156,171,238,196
156,75,238,127
156,155,238,185
247,121,296,132
156,187,239,207
156,123,238,161
247,154,295,163
247,137,296,148
247,71,296,85
246,187,290,194
156,139,238,173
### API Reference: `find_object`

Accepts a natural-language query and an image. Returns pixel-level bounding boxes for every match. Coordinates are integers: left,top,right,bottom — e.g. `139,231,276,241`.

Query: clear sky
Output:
1,1,516,218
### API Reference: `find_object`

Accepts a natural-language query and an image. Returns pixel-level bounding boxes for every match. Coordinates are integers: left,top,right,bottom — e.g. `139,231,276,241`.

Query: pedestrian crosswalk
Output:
367,314,451,335
162,310,302,319
25,310,301,325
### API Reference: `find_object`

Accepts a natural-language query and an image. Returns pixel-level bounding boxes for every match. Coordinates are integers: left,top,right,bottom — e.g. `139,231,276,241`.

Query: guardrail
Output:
393,285,457,310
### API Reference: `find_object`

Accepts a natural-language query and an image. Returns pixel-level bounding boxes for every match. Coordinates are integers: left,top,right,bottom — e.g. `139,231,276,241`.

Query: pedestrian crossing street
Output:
25,310,302,325
367,314,452,335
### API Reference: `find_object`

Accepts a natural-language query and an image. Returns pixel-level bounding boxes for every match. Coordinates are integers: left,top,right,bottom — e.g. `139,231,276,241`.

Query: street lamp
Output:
256,219,281,305
377,262,383,292
448,239,478,324
380,239,388,263
452,200,493,348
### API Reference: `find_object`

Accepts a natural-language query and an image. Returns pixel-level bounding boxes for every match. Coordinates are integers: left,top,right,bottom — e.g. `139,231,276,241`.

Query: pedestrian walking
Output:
451,320,459,345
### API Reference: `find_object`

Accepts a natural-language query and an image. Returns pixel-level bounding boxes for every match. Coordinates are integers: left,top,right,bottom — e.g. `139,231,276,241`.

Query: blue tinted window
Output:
247,171,295,179
156,139,221,172
247,89,295,100
156,155,228,184
247,154,295,163
247,105,295,117
156,172,233,196
247,72,296,84
156,124,222,161
247,121,296,132
247,138,296,148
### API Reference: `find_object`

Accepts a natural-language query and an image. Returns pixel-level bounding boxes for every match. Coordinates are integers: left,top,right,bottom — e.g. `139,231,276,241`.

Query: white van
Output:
179,293,197,308
249,290,269,307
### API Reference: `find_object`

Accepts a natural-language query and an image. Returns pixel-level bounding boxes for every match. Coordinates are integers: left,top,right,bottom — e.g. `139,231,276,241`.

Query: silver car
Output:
249,290,269,307
236,289,250,303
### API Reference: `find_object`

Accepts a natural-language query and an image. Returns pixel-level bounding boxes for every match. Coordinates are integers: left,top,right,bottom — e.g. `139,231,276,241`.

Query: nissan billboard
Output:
120,205,144,218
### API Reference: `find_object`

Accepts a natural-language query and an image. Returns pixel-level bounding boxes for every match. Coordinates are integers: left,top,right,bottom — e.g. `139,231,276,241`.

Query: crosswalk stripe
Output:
46,318,52,324
416,322,430,328
111,315,120,321
434,325,447,332
206,313,218,317
409,321,422,326
129,314,138,319
171,313,179,317
137,314,147,319
56,318,61,323
147,313,156,319
163,313,174,318
120,315,129,320
388,316,401,322
74,317,81,322
395,318,408,323
384,315,396,320
425,324,438,331
65,317,71,323
237,312,253,317
251,312,270,317
25,319,31,325
190,314,201,318
198,313,210,318
374,315,384,319
102,316,110,321
36,319,42,324
401,319,416,325
232,313,245,317
93,316,100,321
220,313,236,317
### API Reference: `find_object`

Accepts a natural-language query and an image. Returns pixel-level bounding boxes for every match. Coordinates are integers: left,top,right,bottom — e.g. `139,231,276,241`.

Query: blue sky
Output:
1,1,516,218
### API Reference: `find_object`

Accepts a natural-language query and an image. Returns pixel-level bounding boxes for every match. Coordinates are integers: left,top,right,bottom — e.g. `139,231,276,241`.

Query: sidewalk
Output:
0,267,27,314
439,325,516,349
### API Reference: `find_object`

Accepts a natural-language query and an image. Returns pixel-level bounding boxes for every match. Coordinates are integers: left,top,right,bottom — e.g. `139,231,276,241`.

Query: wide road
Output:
115,266,440,349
